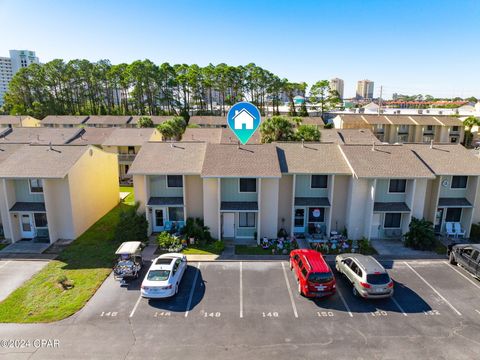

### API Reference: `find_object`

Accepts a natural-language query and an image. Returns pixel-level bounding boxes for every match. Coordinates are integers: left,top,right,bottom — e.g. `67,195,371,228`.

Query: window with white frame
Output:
239,212,255,227
384,213,401,228
451,176,467,189
311,175,328,189
167,175,183,188
29,179,43,193
389,179,406,193
239,178,256,192
168,207,184,222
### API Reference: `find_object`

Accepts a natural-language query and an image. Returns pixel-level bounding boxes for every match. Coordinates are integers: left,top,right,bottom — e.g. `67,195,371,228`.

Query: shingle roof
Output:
220,202,258,211
336,114,464,127
10,202,46,212
220,128,261,144
130,116,171,125
0,145,90,178
189,116,227,126
383,115,415,125
373,202,411,212
294,197,330,206
275,143,351,175
67,127,115,145
334,129,380,145
297,117,325,126
0,116,37,126
438,198,472,208
181,128,223,143
433,116,463,126
86,116,132,126
0,143,25,163
340,144,434,179
0,127,83,145
201,144,281,178
129,142,206,175
102,128,157,146
41,115,89,125
407,143,480,176
148,197,184,206
408,116,444,126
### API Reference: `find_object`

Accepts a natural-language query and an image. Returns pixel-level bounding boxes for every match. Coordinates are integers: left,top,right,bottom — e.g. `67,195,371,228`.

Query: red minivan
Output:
290,249,336,298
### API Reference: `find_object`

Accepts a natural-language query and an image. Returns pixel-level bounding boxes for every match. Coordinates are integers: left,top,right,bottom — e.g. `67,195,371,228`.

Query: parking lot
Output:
2,258,480,359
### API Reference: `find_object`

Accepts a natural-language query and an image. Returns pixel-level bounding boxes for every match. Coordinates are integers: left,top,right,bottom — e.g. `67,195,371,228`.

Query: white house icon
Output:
232,108,255,130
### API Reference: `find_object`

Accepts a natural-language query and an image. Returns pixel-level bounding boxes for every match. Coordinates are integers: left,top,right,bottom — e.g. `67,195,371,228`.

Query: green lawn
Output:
235,245,277,255
0,200,134,323
181,241,224,255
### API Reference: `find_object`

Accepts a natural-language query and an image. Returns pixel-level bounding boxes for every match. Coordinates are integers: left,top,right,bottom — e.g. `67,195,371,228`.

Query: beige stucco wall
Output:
424,178,440,222
345,177,372,240
277,175,293,235
185,175,203,219
150,129,162,141
411,178,427,219
0,179,16,241
259,178,279,239
331,175,349,233
67,147,119,239
203,178,219,239
43,178,74,242
133,175,147,213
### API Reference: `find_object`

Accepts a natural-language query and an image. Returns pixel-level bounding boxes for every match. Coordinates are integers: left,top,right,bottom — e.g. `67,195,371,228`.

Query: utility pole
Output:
378,85,383,115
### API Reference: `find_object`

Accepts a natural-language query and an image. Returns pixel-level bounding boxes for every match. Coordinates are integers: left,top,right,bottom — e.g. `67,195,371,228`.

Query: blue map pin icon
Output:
227,102,261,145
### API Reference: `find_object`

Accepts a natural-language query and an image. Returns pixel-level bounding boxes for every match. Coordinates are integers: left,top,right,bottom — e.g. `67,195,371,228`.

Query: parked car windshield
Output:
147,270,170,281
367,273,390,285
308,272,333,284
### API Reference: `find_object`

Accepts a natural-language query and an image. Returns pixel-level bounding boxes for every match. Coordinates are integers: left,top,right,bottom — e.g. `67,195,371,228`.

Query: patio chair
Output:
445,222,456,238
454,222,465,238
164,221,172,231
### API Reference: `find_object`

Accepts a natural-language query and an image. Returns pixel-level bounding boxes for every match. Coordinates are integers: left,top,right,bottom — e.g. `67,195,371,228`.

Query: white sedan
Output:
141,253,187,298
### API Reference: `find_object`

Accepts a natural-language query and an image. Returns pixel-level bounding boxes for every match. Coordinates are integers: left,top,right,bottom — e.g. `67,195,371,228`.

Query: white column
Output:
290,174,296,238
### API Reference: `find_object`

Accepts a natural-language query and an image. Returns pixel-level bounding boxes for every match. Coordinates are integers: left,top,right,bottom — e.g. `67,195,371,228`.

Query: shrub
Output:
136,116,154,128
470,223,480,242
114,204,148,244
277,228,288,239
404,217,436,251
296,124,321,141
157,232,180,250
323,122,333,129
181,217,212,245
212,240,225,253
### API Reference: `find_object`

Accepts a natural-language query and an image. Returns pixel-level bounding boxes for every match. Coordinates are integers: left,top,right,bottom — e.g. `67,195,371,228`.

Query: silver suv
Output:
335,253,393,299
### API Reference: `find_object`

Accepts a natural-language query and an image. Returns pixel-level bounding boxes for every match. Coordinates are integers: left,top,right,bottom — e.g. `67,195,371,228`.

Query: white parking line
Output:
335,286,353,317
475,309,480,316
443,262,480,291
281,262,298,318
240,262,243,318
0,261,11,270
404,262,462,316
391,297,408,316
185,263,201,318
129,295,142,318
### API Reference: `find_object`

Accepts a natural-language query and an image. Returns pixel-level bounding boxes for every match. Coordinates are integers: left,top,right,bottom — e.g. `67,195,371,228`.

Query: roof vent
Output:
301,139,304,148
49,142,53,151
430,139,434,149
371,142,376,151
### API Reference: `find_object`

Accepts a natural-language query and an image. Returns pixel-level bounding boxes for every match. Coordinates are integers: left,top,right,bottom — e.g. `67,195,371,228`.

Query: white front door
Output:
371,213,381,239
223,213,235,238
152,208,165,232
20,214,35,238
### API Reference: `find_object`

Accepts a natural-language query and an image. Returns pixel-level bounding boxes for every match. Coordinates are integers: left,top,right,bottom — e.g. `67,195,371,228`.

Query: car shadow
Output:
307,268,432,315
141,265,205,313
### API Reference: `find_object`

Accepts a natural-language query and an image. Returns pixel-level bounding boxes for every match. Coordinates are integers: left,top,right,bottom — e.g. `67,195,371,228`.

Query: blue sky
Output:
1,0,479,99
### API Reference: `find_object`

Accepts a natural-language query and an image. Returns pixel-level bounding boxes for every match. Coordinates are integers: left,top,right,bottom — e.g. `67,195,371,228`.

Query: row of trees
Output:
2,59,341,119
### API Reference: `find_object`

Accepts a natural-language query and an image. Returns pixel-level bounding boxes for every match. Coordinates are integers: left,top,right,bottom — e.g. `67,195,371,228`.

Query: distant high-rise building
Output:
0,50,40,106
356,79,374,99
329,78,344,99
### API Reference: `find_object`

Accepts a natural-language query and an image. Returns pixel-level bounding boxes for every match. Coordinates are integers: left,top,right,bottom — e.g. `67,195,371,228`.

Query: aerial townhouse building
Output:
332,114,465,144
0,145,118,244
129,135,480,243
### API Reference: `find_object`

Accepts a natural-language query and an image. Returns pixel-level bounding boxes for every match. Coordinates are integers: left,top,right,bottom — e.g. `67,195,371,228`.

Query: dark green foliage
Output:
298,102,309,117
404,217,436,251
157,116,186,140
295,125,321,141
470,223,480,242
136,116,154,128
114,204,148,244
181,218,213,245
260,116,295,143
277,228,288,238
323,122,333,129
157,232,180,249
